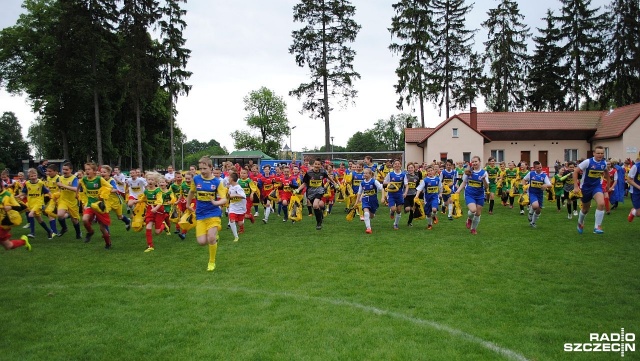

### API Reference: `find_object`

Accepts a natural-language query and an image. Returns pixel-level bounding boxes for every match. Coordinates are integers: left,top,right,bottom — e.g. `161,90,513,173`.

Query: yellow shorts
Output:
107,200,123,217
27,201,44,216
195,217,221,237
57,199,80,219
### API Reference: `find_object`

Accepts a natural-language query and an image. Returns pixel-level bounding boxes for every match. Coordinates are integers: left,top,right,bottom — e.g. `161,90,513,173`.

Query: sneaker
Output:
282,218,287,222
27,233,35,239
573,210,578,216
520,210,524,215
509,205,513,209
21,235,31,251
529,222,536,228
308,213,313,217
393,224,399,230
488,211,493,215
433,217,438,224
407,222,413,227
249,215,255,224
593,227,604,234
365,228,372,234
465,219,472,229
84,232,94,243
448,216,453,221
262,218,268,224
470,229,477,235
567,214,572,219
59,227,68,236
174,230,180,234
76,233,82,240
22,224,29,229
144,246,154,252
104,243,112,250
427,224,433,230
316,223,322,230
577,223,584,234
233,237,239,242
178,233,186,240
253,211,259,217
48,232,56,240
207,262,216,271
629,212,635,222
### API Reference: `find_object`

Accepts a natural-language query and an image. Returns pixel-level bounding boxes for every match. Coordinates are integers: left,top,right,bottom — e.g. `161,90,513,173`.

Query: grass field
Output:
0,199,638,361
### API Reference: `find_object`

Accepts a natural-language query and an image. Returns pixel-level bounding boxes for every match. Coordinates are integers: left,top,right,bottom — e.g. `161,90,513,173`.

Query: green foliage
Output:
289,0,361,150
373,114,417,151
182,138,227,169
0,112,30,172
482,0,531,112
230,87,288,158
346,130,381,152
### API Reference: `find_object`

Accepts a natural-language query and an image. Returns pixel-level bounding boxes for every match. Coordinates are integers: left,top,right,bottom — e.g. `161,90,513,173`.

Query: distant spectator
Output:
37,160,48,180
164,165,176,183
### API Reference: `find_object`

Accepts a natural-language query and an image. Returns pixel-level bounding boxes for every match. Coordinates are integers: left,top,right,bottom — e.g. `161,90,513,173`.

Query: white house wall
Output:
423,118,484,163
484,140,591,165
622,115,640,161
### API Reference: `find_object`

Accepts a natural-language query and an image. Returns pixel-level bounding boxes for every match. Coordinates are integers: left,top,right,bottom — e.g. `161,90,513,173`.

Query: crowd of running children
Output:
1,147,638,271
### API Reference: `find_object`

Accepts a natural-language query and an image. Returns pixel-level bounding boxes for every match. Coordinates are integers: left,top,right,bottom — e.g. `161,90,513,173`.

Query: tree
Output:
0,112,30,172
373,114,418,151
389,0,433,127
159,0,192,168
481,0,531,112
599,0,640,107
554,0,606,110
454,50,485,111
230,87,289,157
430,0,476,118
182,139,227,168
346,130,382,152
289,0,361,150
527,10,567,111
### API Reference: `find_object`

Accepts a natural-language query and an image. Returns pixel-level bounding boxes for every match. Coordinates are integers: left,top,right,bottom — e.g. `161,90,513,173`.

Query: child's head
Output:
363,168,373,180
229,172,239,184
158,178,168,189
27,168,38,181
46,163,59,177
100,165,112,179
62,162,73,176
240,169,248,179
1,169,10,180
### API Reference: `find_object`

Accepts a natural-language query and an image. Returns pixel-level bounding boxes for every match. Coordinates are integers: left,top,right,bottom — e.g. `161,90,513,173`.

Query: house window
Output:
452,128,459,138
564,149,578,162
463,152,471,163
440,152,448,162
604,147,609,159
490,150,505,162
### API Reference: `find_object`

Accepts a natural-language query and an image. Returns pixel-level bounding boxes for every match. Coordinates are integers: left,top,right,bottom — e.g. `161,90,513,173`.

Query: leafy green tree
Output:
454,51,485,111
159,0,192,168
481,0,531,112
231,87,289,158
599,0,640,107
346,130,381,153
373,114,418,151
527,10,567,111
554,0,606,110
0,112,30,172
182,139,227,169
289,0,361,150
430,0,476,118
389,0,433,127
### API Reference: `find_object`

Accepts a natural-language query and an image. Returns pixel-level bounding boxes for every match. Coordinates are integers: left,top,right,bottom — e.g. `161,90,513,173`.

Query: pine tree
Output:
554,0,606,110
430,0,475,118
453,51,485,111
527,10,567,111
289,0,361,150
599,0,640,107
389,0,433,127
159,0,192,168
481,0,531,112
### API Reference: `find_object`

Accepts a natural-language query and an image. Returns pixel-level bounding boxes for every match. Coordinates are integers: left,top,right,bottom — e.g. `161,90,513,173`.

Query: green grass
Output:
1,199,638,361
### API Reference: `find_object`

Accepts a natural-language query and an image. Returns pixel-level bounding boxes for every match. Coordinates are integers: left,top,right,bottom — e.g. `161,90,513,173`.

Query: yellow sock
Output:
208,243,218,263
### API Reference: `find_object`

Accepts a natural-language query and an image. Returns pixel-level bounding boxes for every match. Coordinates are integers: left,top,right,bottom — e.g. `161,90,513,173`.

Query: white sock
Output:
595,209,604,228
264,206,271,219
532,212,540,223
448,203,453,216
364,211,371,229
472,215,481,230
394,212,401,225
467,210,474,219
631,209,637,216
428,216,433,226
578,210,586,224
230,222,238,237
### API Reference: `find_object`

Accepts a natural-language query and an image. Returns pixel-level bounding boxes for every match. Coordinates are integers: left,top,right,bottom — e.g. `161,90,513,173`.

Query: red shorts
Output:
145,206,166,225
279,191,292,203
83,208,112,226
0,227,11,242
176,199,187,213
229,213,245,222
245,198,253,214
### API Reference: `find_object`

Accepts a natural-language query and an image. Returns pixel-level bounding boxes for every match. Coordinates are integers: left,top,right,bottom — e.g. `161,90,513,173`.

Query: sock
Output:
472,215,481,230
283,207,289,220
528,207,534,216
59,218,67,230
595,209,604,228
73,222,82,237
467,210,474,220
364,211,371,229
308,206,313,215
557,198,562,210
264,206,271,219
408,208,414,224
578,210,586,225
448,204,453,216
84,220,94,234
520,205,524,212
314,208,323,224
278,203,283,216
39,221,52,235
49,219,58,234
145,229,153,247
394,212,401,226
230,222,238,237
102,229,111,245
122,215,131,225
105,225,110,234
632,209,637,216
10,239,26,249
532,212,540,223
428,216,433,226
509,196,514,206
253,205,258,213
567,202,572,214
328,203,333,213
489,199,494,212
28,216,35,234
208,243,218,263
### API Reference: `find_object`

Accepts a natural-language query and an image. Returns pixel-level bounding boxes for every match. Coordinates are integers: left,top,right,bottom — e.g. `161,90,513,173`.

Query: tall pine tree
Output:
454,51,485,111
527,10,567,111
430,0,475,118
389,0,433,127
482,0,530,112
554,0,605,110
289,0,361,150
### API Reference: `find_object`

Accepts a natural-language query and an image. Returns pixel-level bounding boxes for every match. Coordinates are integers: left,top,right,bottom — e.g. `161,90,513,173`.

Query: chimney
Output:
470,106,477,130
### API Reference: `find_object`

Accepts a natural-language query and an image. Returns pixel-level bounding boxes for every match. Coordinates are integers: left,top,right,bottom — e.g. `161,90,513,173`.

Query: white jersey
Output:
227,184,247,215
126,177,148,199
164,171,175,183
112,173,127,193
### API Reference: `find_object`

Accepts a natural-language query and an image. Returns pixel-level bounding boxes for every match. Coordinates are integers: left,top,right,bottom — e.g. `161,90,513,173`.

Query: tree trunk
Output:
322,0,331,150
136,98,143,170
169,94,175,168
94,88,103,165
61,131,69,161
417,51,425,127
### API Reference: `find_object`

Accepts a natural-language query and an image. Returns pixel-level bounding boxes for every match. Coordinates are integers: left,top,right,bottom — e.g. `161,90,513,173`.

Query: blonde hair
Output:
27,168,37,176
145,171,163,184
101,165,112,173
198,156,212,170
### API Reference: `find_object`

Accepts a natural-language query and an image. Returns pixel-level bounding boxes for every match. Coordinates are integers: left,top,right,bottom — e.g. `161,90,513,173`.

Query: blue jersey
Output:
463,169,487,199
385,170,407,192
578,157,606,189
524,171,550,196
358,178,380,198
417,176,441,199
190,174,227,219
351,171,364,193
440,169,457,192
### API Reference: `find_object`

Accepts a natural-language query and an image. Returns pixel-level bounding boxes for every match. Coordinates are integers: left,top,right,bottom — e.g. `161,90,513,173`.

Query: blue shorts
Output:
631,191,640,209
465,191,485,207
387,192,404,208
442,193,451,202
362,196,379,215
529,192,544,207
424,195,439,214
581,186,603,204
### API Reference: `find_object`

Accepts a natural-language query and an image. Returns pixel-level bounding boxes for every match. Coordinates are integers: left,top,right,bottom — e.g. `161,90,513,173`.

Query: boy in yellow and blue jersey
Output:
20,168,55,239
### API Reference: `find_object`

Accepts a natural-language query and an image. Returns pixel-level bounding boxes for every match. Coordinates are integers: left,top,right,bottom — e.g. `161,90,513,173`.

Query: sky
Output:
0,0,610,155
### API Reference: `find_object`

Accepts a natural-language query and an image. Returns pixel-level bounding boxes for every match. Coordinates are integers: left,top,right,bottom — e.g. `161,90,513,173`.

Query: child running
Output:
455,156,490,235
354,168,384,234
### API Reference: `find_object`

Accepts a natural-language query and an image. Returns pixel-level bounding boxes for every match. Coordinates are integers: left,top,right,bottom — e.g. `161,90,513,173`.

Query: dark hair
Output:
533,161,541,166
47,164,58,171
230,172,239,182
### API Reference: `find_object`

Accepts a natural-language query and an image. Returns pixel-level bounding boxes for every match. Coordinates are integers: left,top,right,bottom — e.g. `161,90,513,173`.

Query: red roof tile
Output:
457,111,603,131
593,103,640,139
405,127,435,143
417,115,491,145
